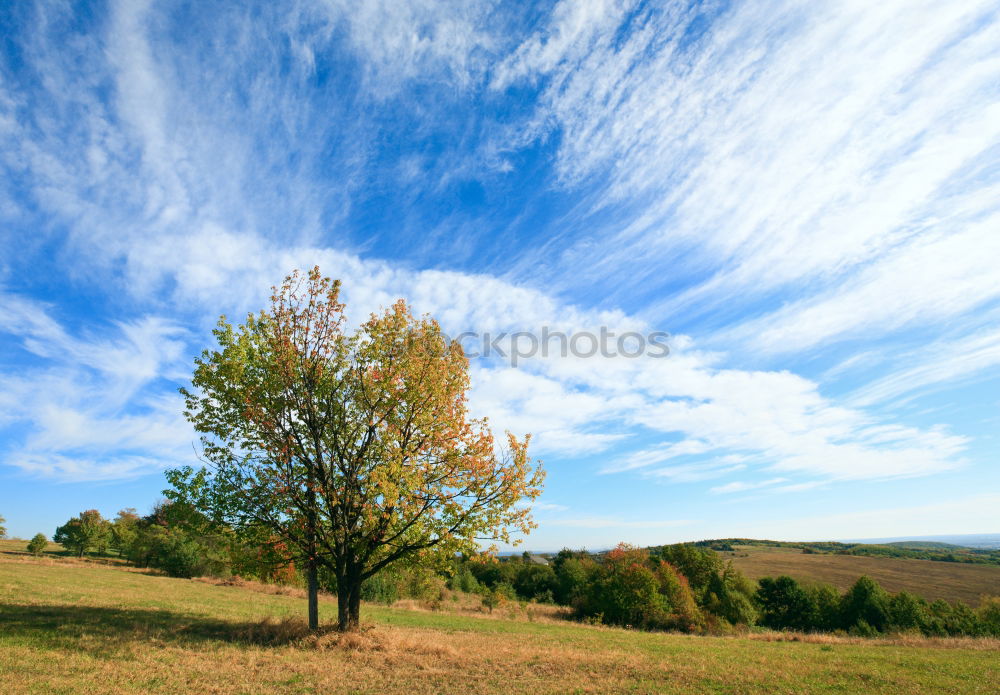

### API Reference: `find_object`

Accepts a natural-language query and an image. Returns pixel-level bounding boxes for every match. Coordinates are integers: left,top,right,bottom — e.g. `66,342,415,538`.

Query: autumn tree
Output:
170,268,543,631
109,508,141,558
54,510,111,558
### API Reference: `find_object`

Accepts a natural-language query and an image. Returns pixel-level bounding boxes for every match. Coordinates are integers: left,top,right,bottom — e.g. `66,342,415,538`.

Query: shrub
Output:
942,600,981,636
27,533,48,556
361,570,400,605
157,535,205,578
447,564,481,594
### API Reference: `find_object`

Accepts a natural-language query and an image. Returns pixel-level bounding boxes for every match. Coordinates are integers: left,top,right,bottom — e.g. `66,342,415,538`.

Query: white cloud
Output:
709,478,788,495
850,327,1000,407
0,294,193,481
495,0,1000,357
731,214,1000,355
0,0,988,496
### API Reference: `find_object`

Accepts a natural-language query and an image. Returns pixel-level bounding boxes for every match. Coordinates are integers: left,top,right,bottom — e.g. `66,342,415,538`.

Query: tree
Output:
756,576,817,631
808,584,841,632
54,510,111,558
0,513,6,539
581,545,669,628
977,596,1000,637
171,268,543,631
705,564,758,627
653,561,703,630
109,508,141,558
887,591,929,633
840,575,889,633
27,533,48,555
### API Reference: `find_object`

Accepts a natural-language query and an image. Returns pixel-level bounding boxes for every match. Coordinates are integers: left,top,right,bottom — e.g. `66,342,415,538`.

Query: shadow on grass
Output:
0,602,327,655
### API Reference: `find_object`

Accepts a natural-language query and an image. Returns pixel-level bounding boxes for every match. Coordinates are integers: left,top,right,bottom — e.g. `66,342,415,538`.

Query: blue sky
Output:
1,0,999,549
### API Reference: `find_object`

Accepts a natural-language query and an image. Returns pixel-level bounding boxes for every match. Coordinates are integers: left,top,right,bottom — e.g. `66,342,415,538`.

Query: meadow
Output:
1,547,998,694
724,544,1000,605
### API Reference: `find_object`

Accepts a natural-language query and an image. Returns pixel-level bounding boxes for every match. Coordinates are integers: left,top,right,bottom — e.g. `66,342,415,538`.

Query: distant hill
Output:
690,537,1000,566
841,534,1000,550
716,542,1000,605
883,541,965,551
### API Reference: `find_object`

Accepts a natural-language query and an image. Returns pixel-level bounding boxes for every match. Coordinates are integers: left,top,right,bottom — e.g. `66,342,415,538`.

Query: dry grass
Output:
1,554,998,694
746,630,1000,650
725,545,1000,604
196,574,573,623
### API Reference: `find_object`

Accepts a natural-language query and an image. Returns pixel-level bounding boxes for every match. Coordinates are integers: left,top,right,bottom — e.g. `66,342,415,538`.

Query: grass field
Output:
724,545,1000,605
1,554,998,694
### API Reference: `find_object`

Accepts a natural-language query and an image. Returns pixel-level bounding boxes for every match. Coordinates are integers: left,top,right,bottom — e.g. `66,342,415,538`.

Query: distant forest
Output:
693,538,1000,566
34,506,1000,640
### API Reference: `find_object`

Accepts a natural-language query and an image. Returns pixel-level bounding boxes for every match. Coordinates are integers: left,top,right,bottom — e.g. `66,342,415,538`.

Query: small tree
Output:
840,575,889,633
110,508,141,558
27,533,48,555
977,596,1000,637
54,510,111,558
581,544,670,629
887,591,929,633
756,576,817,631
171,268,543,631
0,513,6,539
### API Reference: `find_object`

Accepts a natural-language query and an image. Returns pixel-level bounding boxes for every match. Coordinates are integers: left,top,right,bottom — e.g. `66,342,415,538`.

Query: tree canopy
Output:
54,510,111,558
170,268,544,630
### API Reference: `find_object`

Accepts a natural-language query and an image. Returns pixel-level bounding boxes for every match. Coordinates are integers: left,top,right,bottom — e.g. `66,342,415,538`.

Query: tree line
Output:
448,543,1000,638
694,538,1000,566
33,507,1000,639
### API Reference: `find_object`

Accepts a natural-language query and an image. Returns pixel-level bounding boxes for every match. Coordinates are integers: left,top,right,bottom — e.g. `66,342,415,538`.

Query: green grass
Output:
1,555,998,694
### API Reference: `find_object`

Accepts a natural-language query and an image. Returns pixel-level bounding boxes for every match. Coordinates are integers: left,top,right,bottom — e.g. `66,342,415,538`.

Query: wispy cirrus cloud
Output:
0,0,995,548
493,0,1000,354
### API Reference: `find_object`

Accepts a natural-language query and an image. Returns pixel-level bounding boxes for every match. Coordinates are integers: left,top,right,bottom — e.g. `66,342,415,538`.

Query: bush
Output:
447,564,481,594
157,535,205,578
361,570,400,605
27,533,48,556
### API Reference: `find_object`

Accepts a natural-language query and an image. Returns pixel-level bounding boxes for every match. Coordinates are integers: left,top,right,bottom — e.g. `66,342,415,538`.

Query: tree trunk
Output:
349,580,361,629
337,570,362,631
306,558,319,631
305,467,319,630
